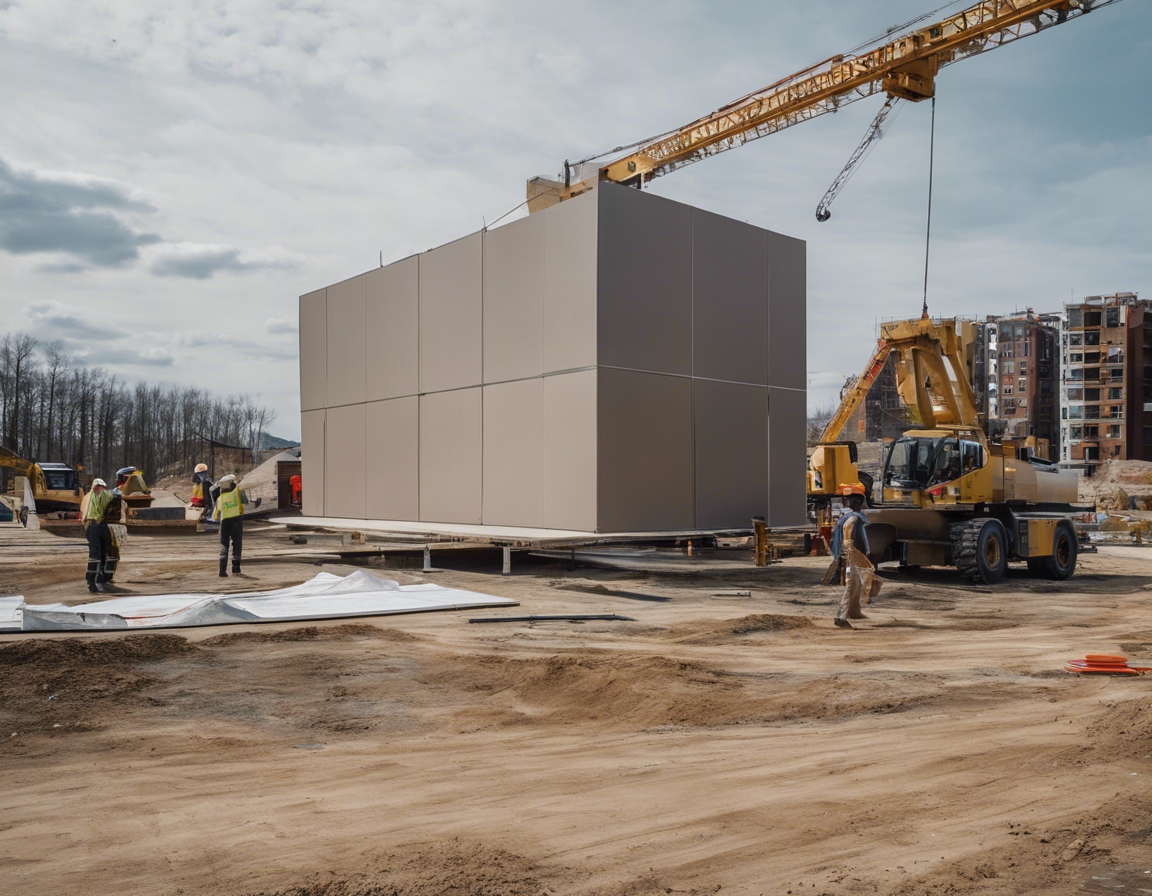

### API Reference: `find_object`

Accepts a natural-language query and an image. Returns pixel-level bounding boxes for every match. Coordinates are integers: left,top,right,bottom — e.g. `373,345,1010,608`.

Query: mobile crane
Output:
528,0,1122,212
808,315,1084,583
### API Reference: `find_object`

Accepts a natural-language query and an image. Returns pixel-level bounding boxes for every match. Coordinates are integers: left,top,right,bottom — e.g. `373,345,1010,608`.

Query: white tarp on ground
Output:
0,571,517,633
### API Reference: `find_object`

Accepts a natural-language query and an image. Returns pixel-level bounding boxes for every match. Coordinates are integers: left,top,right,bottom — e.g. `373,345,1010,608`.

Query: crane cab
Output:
880,429,991,508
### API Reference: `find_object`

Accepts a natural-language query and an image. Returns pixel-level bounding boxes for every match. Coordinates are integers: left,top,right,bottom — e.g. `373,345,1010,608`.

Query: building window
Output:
1019,361,1028,372
1109,406,1123,419
1018,397,1028,408
1000,325,1011,340
1002,360,1014,374
1003,399,1016,412
1109,424,1122,439
1023,340,1031,357
1041,381,1052,393
1015,325,1025,337
1085,425,1099,437
1085,388,1100,401
1071,425,1083,439
1086,311,1102,327
1084,351,1101,364
1111,367,1125,380
1018,378,1028,392
1068,309,1084,328
1069,368,1084,381
1003,385,1013,395
1107,308,1120,328
1085,367,1100,381
1109,387,1123,400
1107,347,1124,364
1085,331,1101,346
1067,388,1083,400
1085,405,1101,419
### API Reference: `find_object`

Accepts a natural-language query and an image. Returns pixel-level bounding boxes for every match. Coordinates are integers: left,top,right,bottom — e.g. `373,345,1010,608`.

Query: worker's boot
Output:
94,580,109,594
219,556,229,578
833,617,853,629
86,560,100,594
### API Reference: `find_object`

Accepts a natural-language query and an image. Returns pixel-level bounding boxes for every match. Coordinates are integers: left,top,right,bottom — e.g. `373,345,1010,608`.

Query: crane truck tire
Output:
1028,520,1078,580
951,518,1008,585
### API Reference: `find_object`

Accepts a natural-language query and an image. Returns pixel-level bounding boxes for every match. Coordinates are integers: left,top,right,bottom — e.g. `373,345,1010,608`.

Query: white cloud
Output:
264,317,297,335
147,242,301,279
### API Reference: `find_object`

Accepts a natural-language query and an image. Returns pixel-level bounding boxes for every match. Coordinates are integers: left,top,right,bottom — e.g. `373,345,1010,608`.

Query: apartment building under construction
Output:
1059,292,1152,470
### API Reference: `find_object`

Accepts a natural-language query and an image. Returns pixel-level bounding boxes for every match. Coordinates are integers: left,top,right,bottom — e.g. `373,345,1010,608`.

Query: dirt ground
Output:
1,526,1151,896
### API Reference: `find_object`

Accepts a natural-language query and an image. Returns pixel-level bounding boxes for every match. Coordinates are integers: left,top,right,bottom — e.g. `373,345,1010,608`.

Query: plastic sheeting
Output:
0,570,517,632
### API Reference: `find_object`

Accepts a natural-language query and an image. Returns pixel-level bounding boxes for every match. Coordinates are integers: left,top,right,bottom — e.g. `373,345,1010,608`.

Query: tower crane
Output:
527,0,1122,215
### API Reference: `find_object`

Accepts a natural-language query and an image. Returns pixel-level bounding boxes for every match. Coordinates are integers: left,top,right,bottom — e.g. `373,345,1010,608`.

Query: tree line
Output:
0,331,277,485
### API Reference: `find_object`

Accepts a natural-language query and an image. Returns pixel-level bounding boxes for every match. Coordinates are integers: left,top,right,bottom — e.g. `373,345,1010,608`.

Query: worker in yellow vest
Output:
212,473,245,577
83,478,113,593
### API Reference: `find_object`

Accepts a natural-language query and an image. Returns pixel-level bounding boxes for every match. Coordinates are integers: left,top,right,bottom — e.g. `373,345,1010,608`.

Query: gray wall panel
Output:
768,232,806,390
693,210,769,385
484,214,544,383
420,387,482,524
326,275,367,407
420,233,483,393
300,409,325,517
694,380,769,528
768,387,807,527
366,256,419,401
365,397,419,521
598,184,693,376
543,189,598,374
299,289,327,412
324,403,367,519
543,370,598,531
483,379,544,527
598,368,694,531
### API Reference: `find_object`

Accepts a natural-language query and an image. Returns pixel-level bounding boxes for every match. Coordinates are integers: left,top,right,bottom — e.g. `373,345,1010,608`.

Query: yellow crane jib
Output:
528,0,1120,211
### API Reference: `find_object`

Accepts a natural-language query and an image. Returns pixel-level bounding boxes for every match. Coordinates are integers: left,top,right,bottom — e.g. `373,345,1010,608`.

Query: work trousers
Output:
85,522,112,588
219,517,243,575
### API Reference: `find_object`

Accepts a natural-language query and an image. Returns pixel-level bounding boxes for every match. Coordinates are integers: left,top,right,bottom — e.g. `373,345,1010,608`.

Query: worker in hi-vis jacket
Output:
212,473,245,577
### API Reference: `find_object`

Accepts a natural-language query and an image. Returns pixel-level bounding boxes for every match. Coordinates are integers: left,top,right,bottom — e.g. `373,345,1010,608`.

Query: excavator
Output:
0,446,84,513
807,315,1085,583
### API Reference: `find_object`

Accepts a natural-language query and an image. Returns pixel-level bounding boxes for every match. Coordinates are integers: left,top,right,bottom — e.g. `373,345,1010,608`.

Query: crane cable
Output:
921,95,937,320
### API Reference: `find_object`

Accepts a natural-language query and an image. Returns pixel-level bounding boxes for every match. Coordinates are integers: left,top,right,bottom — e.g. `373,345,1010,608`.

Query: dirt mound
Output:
0,633,196,668
243,842,545,896
201,623,419,647
1082,699,1152,763
426,651,948,730
0,634,196,732
661,613,815,644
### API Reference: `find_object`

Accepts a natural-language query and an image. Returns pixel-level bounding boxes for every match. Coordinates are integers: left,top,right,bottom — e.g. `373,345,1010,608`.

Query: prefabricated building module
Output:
298,182,806,533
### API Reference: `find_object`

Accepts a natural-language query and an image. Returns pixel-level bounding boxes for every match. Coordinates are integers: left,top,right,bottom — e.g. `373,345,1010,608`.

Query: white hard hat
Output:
92,478,107,488
194,463,208,473
218,474,237,483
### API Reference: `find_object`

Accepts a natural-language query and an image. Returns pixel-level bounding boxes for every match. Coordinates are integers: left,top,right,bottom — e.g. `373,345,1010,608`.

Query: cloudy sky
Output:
1,1,1148,439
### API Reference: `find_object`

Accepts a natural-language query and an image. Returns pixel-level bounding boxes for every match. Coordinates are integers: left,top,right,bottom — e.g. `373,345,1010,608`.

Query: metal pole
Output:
423,545,432,572
502,546,511,575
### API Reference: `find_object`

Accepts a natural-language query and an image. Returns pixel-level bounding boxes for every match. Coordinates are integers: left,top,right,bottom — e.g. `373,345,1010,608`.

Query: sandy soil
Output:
1,528,1151,896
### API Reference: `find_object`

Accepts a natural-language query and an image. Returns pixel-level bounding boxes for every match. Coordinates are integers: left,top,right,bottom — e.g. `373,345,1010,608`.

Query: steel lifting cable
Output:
922,95,937,319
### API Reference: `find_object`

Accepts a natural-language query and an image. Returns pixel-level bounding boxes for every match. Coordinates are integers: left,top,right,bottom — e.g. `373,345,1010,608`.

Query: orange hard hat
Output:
839,483,867,497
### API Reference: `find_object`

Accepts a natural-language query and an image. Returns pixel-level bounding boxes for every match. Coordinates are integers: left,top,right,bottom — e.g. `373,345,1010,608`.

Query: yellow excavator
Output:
0,446,84,513
808,316,1085,583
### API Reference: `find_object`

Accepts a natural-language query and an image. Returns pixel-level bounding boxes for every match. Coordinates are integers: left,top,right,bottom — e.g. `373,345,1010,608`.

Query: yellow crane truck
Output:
808,316,1085,584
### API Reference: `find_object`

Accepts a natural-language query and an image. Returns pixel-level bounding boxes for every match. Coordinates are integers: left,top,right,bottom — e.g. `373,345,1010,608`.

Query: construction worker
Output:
191,463,213,515
83,478,113,593
212,473,245,577
830,486,879,629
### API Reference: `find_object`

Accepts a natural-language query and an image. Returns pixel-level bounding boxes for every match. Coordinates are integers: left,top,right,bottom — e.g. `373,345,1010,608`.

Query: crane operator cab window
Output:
960,440,984,475
930,438,962,485
885,436,984,491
